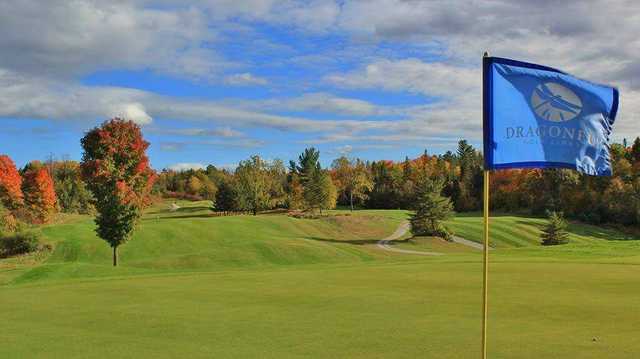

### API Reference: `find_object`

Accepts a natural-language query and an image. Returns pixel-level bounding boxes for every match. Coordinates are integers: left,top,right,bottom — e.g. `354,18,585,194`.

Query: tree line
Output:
154,138,640,228
5,137,640,230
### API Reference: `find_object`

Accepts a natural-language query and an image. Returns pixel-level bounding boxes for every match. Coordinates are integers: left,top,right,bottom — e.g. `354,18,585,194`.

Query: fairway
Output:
1,203,640,358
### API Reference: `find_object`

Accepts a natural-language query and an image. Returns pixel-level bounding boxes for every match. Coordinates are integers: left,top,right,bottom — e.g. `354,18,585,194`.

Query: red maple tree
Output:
0,155,24,210
81,118,155,266
22,162,57,224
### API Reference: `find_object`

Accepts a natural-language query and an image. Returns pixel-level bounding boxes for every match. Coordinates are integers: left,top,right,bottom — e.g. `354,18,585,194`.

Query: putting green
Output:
1,202,639,358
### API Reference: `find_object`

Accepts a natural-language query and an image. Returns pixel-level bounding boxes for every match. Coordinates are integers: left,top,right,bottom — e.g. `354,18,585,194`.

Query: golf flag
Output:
483,57,619,176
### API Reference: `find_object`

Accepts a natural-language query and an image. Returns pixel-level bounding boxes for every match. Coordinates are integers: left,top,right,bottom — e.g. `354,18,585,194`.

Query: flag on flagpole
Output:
483,57,619,176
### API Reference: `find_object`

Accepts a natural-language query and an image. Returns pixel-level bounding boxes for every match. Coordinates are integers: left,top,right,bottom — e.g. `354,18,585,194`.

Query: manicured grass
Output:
1,261,639,358
446,212,638,248
5,201,406,285
394,236,477,253
1,203,639,358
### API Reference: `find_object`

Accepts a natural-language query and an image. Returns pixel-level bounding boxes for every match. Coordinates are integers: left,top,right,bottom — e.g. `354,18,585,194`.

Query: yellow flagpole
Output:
481,169,490,359
481,51,490,359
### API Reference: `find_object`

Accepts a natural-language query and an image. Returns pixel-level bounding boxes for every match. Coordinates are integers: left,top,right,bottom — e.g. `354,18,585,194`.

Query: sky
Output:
1,0,639,171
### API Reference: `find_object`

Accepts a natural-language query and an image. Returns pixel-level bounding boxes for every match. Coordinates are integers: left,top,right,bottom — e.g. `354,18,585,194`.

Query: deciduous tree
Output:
332,157,373,211
80,118,155,266
0,155,24,210
22,162,57,224
304,169,337,214
235,156,273,215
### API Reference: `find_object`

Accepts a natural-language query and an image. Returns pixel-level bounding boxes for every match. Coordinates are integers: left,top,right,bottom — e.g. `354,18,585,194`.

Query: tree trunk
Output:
350,191,354,211
112,246,118,267
253,208,257,216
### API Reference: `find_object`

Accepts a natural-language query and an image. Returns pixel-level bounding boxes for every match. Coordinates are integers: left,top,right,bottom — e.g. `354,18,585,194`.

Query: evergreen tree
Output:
296,147,320,183
541,211,569,246
409,177,454,240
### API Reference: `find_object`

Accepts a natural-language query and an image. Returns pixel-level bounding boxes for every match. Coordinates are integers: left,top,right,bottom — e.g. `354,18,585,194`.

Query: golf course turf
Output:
1,201,639,358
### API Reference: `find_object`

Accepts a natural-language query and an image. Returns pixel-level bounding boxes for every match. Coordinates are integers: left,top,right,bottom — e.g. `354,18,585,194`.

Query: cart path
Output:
376,221,492,256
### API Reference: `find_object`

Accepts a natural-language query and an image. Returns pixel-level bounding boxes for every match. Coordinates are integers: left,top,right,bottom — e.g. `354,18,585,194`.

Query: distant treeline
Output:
3,138,640,230
153,138,640,227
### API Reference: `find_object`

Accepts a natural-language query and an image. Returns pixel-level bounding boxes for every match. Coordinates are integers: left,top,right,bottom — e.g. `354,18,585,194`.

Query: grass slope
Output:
7,201,405,285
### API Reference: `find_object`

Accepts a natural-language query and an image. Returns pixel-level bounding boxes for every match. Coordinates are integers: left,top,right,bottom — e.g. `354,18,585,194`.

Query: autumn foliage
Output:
0,155,24,209
81,118,155,266
22,162,58,224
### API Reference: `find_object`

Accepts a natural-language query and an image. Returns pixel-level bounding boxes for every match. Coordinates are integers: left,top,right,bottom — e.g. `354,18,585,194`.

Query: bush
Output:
0,231,41,257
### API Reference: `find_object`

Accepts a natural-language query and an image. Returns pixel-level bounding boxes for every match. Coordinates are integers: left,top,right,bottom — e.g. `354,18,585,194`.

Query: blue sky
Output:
1,1,638,170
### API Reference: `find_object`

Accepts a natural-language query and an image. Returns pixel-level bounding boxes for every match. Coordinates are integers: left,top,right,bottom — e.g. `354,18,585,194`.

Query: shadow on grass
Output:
142,214,218,221
147,206,213,215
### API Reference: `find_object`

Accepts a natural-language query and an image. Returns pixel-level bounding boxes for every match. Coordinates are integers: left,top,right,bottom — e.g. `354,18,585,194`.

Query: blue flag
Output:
483,57,619,176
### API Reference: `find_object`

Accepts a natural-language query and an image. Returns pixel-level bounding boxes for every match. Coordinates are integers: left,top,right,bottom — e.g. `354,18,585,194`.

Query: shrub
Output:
0,231,41,257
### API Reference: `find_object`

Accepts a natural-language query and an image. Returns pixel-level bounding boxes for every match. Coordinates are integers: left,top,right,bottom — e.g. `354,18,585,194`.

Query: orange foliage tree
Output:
80,118,155,266
0,155,24,210
22,162,58,223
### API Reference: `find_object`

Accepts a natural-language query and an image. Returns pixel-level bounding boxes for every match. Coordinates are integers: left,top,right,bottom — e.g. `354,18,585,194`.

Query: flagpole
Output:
482,169,490,358
481,51,490,359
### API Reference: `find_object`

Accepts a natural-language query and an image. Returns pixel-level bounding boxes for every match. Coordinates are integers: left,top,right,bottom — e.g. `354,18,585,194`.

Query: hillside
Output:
3,201,407,285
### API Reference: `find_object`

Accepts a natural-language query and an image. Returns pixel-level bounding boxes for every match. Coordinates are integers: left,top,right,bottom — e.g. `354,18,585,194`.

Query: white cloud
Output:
112,103,152,125
327,58,477,97
283,93,377,116
168,162,206,172
0,1,221,80
149,127,244,138
224,73,268,86
245,93,380,116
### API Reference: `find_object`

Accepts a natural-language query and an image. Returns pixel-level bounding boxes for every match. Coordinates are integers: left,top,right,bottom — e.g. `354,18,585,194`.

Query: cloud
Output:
224,73,268,86
0,68,391,135
158,142,186,152
149,127,244,138
337,0,640,89
167,162,206,172
0,1,222,80
326,58,477,97
113,103,152,125
1,0,639,152
277,93,378,116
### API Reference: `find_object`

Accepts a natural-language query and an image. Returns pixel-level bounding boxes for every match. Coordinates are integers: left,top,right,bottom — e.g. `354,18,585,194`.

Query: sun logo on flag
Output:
531,82,583,122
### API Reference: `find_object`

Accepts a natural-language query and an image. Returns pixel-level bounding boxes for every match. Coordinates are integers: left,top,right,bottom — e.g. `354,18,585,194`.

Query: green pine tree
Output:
541,211,569,246
409,177,454,240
